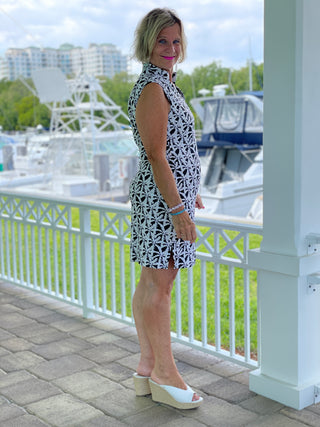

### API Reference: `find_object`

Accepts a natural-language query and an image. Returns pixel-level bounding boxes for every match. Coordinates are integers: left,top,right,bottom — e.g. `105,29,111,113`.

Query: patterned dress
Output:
128,62,201,269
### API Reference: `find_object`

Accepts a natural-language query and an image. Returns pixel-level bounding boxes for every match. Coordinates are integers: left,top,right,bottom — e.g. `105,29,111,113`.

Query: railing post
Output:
79,206,94,318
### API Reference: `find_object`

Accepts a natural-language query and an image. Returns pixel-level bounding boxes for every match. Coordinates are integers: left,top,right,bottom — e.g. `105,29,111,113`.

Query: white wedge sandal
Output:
149,379,203,409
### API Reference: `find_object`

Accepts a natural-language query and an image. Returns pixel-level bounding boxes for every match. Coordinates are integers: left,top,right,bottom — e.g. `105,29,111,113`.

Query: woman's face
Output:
149,23,181,75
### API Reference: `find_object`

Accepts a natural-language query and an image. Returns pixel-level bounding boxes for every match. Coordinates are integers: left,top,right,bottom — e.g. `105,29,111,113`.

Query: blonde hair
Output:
133,8,187,64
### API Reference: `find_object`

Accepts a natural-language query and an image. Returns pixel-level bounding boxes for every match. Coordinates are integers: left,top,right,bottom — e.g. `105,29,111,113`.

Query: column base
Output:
249,369,319,410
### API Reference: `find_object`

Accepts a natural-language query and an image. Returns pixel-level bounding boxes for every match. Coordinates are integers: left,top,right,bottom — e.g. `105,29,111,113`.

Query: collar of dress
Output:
143,62,177,83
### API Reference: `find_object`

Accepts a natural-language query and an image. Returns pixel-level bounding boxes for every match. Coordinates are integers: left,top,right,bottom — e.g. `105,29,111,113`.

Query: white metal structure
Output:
14,69,137,197
0,189,262,368
31,68,131,135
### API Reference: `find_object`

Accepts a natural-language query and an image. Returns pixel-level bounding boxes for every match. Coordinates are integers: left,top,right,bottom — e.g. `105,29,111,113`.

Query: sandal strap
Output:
150,380,195,403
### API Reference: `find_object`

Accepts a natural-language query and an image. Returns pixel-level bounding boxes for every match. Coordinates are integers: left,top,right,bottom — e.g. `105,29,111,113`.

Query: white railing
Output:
0,190,262,367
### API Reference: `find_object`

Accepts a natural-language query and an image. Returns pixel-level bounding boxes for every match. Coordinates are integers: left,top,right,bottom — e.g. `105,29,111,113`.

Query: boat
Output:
0,68,138,201
1,71,263,219
191,89,263,219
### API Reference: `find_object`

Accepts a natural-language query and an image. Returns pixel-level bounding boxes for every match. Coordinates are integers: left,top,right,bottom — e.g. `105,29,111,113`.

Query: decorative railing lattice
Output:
0,190,262,367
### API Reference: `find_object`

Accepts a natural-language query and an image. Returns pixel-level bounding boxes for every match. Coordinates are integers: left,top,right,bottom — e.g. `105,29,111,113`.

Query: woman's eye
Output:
158,39,167,44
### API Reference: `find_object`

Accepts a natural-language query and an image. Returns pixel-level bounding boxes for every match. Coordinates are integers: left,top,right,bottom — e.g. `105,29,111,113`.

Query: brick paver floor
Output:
1,281,319,426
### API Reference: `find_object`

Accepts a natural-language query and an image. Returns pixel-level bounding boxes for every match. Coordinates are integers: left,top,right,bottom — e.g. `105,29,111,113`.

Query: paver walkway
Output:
1,280,320,426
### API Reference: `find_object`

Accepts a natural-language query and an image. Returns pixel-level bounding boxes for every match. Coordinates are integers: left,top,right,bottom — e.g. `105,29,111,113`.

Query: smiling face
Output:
149,23,181,78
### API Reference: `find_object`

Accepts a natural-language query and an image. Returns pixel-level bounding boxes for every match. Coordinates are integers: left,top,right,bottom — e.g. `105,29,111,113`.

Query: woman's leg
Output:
132,268,156,377
132,261,177,377
132,258,200,400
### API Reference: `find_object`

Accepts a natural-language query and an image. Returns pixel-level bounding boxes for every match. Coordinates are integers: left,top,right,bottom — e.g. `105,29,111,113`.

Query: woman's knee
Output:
139,264,178,295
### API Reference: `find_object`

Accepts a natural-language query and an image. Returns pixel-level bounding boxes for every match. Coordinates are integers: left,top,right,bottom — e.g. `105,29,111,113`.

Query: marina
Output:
0,68,138,202
0,68,263,220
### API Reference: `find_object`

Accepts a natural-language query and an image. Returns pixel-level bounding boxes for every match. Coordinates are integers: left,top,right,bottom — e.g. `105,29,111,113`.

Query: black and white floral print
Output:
128,62,201,269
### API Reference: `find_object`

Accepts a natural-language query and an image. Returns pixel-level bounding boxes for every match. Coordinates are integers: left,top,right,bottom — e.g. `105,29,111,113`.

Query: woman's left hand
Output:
195,194,205,210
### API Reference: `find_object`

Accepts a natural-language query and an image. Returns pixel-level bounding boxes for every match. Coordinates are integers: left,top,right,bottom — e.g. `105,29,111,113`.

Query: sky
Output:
0,0,264,75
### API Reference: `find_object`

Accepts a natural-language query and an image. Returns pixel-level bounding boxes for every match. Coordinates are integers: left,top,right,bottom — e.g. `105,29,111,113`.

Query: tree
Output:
0,78,50,130
230,61,264,93
100,72,135,121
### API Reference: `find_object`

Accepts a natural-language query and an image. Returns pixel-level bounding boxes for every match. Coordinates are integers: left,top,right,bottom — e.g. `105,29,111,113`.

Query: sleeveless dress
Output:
128,62,201,269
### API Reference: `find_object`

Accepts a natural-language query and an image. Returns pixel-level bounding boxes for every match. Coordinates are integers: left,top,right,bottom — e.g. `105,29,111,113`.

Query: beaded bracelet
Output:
170,208,185,216
168,202,184,213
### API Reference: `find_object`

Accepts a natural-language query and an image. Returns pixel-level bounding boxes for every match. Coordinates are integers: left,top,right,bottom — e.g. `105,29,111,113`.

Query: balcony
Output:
2,190,320,424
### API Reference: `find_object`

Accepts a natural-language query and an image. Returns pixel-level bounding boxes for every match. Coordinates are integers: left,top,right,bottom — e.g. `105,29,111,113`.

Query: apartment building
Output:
0,43,128,81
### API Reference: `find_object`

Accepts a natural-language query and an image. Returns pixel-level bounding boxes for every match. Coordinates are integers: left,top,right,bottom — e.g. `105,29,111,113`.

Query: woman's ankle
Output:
136,356,154,377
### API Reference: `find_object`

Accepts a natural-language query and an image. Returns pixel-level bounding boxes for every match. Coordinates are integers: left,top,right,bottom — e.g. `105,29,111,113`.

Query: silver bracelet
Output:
168,202,184,213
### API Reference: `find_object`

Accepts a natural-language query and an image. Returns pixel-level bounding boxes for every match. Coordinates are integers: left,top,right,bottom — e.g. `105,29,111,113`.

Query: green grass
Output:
170,231,261,359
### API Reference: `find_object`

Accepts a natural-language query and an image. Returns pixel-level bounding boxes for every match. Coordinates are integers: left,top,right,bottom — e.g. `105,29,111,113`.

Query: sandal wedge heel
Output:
133,373,151,396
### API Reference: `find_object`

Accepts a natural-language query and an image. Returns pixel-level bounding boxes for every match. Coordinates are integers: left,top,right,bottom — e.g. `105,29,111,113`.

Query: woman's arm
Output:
136,82,197,243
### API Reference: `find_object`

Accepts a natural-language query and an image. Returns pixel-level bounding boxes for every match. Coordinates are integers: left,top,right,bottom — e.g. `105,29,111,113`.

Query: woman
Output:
128,8,204,409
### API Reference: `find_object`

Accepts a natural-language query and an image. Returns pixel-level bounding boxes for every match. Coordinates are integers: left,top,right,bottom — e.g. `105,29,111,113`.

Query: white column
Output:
249,0,320,410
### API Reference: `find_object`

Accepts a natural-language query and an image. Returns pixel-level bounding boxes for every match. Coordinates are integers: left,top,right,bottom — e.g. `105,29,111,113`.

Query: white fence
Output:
0,190,262,367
